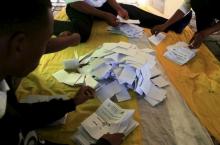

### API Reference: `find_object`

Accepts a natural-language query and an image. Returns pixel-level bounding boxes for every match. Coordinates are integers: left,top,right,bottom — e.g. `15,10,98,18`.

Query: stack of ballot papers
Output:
71,99,139,145
164,42,196,65
53,42,170,106
107,24,144,38
117,15,140,24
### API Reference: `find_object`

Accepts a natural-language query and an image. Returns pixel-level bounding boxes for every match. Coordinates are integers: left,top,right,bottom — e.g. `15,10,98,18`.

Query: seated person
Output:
54,0,192,42
151,0,220,49
0,0,123,145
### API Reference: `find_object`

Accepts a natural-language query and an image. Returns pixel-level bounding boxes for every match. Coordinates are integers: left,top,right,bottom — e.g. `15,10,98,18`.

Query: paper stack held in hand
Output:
148,33,166,46
72,99,139,145
53,42,170,106
117,15,140,24
107,24,144,38
164,42,196,65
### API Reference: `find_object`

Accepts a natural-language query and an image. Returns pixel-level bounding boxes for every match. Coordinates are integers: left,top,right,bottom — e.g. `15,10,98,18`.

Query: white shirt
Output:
65,0,107,7
0,79,10,119
179,0,191,15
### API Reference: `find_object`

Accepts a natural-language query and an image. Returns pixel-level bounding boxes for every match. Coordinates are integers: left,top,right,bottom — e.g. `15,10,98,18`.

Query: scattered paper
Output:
63,59,80,70
148,33,166,46
151,76,169,88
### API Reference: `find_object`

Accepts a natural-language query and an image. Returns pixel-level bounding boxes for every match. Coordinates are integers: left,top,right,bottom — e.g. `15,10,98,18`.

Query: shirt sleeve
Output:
179,0,191,15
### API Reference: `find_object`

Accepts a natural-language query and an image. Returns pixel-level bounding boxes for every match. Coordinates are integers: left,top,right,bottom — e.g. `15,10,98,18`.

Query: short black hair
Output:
0,0,52,35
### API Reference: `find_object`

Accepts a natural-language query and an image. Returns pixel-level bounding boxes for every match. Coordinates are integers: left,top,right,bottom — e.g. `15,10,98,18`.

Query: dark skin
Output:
151,9,220,49
0,7,124,145
0,10,92,105
70,0,129,27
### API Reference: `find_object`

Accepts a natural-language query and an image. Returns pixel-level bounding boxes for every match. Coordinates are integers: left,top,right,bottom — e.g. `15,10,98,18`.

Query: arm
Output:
69,2,118,26
151,0,191,35
13,86,95,130
190,21,220,48
107,0,129,19
70,2,107,19
92,133,124,145
46,33,80,54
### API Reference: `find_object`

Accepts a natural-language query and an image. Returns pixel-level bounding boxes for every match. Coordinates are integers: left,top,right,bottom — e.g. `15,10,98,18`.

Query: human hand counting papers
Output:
53,42,169,106
117,15,140,24
107,24,144,38
72,99,139,145
148,33,166,46
164,42,196,65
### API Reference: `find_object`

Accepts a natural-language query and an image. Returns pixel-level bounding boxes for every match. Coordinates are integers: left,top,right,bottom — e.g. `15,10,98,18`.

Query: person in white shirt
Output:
152,0,220,49
54,0,192,42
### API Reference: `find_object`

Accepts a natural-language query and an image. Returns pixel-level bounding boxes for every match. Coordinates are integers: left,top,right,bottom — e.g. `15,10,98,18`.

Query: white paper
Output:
115,85,131,102
117,15,140,24
63,59,80,70
151,76,169,88
118,66,136,85
148,33,166,46
96,80,122,102
52,70,82,86
85,75,99,89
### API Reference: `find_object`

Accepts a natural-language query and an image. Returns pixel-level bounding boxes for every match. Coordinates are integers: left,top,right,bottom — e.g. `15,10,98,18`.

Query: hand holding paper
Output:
74,86,95,105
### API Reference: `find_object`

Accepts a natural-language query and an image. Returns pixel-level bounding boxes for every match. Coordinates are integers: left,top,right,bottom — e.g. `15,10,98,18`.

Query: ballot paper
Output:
63,59,80,70
164,42,196,65
148,33,166,46
52,70,82,86
117,15,140,24
85,75,99,89
107,24,144,38
72,99,139,144
54,42,169,106
96,80,122,102
151,76,169,88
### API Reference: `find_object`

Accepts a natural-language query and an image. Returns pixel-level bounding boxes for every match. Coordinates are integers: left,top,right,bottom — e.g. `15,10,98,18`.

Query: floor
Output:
51,2,220,144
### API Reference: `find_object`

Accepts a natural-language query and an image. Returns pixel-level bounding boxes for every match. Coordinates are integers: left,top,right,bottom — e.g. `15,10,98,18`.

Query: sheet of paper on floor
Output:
148,33,166,46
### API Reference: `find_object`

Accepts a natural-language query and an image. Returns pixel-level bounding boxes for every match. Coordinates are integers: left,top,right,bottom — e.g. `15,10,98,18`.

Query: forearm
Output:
70,2,107,19
46,34,80,54
201,21,220,36
163,9,185,29
107,0,122,12
16,99,76,130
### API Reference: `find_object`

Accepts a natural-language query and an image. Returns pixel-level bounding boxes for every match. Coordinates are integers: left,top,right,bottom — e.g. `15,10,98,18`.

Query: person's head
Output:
0,0,53,78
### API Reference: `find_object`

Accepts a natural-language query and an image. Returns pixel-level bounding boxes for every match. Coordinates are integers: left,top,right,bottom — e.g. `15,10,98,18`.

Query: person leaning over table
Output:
151,0,220,49
0,0,124,145
53,0,192,42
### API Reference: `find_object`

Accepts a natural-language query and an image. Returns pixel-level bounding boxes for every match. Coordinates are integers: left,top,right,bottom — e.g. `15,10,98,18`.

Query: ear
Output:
8,33,27,56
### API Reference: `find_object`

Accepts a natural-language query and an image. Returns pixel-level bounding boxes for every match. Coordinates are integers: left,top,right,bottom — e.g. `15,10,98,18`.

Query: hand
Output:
102,133,124,145
117,8,129,20
189,31,207,49
151,24,167,35
104,12,119,27
73,86,95,106
58,32,81,46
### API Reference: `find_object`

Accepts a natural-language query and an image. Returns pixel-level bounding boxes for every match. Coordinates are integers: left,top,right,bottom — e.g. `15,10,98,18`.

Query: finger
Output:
189,34,196,44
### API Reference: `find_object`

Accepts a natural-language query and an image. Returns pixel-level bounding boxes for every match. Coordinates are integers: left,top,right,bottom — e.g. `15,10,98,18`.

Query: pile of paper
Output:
53,42,169,106
71,99,139,145
53,70,99,89
164,42,196,65
107,24,144,38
